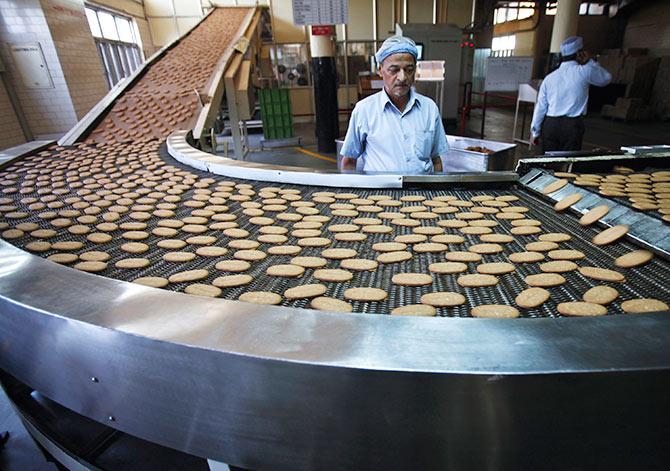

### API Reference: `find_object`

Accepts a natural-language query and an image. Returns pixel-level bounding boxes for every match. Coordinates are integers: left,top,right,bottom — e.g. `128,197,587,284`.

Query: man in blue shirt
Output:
530,36,612,153
340,36,448,173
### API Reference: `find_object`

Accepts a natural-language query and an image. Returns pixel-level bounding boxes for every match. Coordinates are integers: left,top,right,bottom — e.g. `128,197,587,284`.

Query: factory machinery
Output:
1,6,670,471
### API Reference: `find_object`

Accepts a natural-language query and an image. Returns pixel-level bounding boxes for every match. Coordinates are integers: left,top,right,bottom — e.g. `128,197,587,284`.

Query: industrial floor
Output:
1,107,670,470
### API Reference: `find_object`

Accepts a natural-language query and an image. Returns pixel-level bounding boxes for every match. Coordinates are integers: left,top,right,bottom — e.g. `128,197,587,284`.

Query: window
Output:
546,2,608,16
491,35,516,57
270,44,310,87
494,2,536,25
85,5,144,89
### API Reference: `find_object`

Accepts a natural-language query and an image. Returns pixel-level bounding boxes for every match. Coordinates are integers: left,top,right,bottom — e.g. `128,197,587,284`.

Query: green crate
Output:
259,88,294,139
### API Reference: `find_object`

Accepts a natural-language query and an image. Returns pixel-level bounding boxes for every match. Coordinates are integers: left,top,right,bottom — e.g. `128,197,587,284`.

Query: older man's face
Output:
379,52,416,99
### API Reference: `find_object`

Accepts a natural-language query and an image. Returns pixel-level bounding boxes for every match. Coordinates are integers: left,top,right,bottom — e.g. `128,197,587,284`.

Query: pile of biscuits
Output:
85,8,251,145
1,140,668,319
554,170,670,223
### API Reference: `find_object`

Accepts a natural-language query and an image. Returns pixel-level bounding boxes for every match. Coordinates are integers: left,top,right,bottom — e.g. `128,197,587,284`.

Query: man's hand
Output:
531,135,540,146
432,156,443,173
340,156,357,171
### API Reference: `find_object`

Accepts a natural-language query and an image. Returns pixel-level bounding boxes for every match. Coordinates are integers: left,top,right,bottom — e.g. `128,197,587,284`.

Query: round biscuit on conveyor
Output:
539,260,579,273
212,274,253,288
267,245,302,256
340,258,378,271
74,261,108,273
431,234,465,244
133,277,169,288
377,251,413,264
413,242,448,253
391,273,433,286
313,268,354,282
525,273,566,287
284,284,328,300
391,304,437,316
583,286,619,305
373,242,407,252
297,237,332,247
471,304,520,318
290,256,328,268
310,296,353,313
428,262,468,274
515,287,550,309
420,291,466,307
185,284,222,298
115,258,150,269
395,234,428,244
51,241,84,251
614,250,654,268
457,274,498,287
476,262,516,275
238,291,282,305
47,253,78,264
158,239,187,250
234,249,267,261
557,301,607,317
554,193,582,211
266,264,305,278
525,241,559,252
538,233,571,243
79,251,110,262
548,249,585,260
578,266,625,282
542,179,568,194
510,226,542,235
25,241,51,252
163,251,197,263
343,287,388,302
468,243,503,254
620,298,669,314
445,251,482,263
215,260,251,272
228,239,260,250
196,246,228,257
592,225,629,245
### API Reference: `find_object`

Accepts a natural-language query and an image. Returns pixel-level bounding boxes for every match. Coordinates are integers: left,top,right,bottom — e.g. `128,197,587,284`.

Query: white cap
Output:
560,36,583,57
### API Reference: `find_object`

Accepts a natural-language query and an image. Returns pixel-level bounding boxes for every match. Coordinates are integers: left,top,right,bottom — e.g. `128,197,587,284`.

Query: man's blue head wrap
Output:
375,35,418,65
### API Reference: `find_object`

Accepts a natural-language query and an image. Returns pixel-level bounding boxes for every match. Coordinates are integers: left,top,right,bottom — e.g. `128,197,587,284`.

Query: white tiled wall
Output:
0,78,26,149
40,0,108,120
0,0,78,137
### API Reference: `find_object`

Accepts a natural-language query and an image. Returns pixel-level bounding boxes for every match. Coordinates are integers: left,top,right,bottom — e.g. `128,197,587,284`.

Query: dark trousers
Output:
541,116,585,153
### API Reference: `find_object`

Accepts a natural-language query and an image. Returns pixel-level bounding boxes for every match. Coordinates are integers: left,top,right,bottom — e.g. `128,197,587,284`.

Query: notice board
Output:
484,57,533,92
292,0,348,25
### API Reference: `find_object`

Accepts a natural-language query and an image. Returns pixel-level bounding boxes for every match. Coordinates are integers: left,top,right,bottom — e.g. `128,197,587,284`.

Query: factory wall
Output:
0,79,26,149
0,0,80,140
145,0,203,47
91,0,158,58
623,0,670,57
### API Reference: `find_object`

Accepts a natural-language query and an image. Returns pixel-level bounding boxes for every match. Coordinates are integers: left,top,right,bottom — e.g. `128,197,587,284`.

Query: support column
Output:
309,27,339,153
548,0,580,71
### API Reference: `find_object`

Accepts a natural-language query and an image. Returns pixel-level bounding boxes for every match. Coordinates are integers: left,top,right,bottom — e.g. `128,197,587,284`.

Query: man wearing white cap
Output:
340,35,448,173
530,36,612,152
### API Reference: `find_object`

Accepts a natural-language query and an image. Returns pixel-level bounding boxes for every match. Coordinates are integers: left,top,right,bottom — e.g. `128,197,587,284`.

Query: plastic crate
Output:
259,88,294,139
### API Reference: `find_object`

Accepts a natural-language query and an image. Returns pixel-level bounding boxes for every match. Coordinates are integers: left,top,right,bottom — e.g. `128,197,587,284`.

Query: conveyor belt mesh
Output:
2,142,669,318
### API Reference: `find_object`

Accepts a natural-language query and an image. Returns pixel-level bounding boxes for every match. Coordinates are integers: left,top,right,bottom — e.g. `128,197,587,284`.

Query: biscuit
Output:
313,268,353,282
479,234,514,243
420,291,466,307
373,242,407,252
391,273,433,286
428,262,468,274
257,234,288,244
614,250,653,268
578,266,625,282
122,231,149,240
25,241,51,252
284,283,327,300
543,179,569,194
579,205,610,226
557,301,607,317
510,226,542,235
115,258,150,269
343,287,388,302
437,219,468,228
471,305,520,318
340,258,378,271
430,234,465,244
223,228,249,238
445,251,482,262
297,237,332,247
310,296,353,313
583,286,619,305
196,246,228,257
185,284,222,297
457,274,498,287
87,232,112,244
508,251,545,263
468,243,503,254
554,193,582,211
238,291,282,305
460,226,492,235
413,242,448,253
592,225,629,245
212,274,253,288
515,287,550,308
548,249,585,260
395,234,428,244
335,232,367,242
168,269,208,283
476,262,515,275
79,251,110,262
234,249,266,261
525,273,566,287
47,253,78,264
328,224,360,233
362,224,392,234
74,261,107,272
157,239,187,250
539,260,579,273
267,264,305,277
228,239,260,250
30,229,57,239
391,304,437,316
267,245,302,255
214,260,251,272
525,241,559,252
133,277,169,288
164,251,196,262
153,227,178,237
290,256,328,268
538,233,571,243
620,298,669,313
186,235,217,245
510,219,542,227
377,251,413,264
52,241,84,251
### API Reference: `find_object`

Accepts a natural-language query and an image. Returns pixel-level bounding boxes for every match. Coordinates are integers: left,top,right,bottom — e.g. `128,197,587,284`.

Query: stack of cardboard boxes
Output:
599,48,662,121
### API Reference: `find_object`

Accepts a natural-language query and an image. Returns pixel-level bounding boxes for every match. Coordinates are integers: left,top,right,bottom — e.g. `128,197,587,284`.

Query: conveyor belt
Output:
1,140,669,318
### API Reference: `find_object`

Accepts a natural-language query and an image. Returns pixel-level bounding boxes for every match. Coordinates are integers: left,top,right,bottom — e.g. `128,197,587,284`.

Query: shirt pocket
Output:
414,129,434,161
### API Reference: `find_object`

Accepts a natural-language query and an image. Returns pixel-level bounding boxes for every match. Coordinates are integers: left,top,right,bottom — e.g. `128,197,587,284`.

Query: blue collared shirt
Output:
341,88,449,173
531,60,612,137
